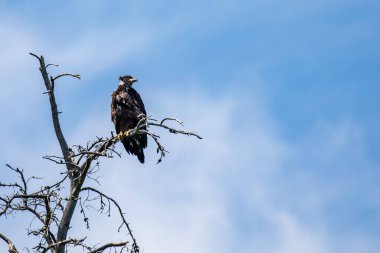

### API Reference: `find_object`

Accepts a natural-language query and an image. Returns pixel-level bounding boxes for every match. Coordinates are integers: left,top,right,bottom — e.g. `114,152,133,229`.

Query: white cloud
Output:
266,212,331,253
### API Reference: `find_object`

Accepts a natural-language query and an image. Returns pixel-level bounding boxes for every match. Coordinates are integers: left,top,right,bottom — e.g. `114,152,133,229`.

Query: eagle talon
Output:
124,129,132,137
116,130,132,141
116,132,124,141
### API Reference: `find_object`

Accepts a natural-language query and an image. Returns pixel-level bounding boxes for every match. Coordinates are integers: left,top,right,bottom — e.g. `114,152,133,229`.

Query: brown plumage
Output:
111,75,147,163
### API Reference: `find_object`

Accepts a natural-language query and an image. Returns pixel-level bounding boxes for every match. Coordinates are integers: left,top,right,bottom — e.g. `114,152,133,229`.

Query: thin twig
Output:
53,73,81,81
46,63,59,68
90,241,129,253
149,122,202,139
80,187,138,250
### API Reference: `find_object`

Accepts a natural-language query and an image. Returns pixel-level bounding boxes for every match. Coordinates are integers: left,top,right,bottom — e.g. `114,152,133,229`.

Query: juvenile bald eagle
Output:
111,75,147,163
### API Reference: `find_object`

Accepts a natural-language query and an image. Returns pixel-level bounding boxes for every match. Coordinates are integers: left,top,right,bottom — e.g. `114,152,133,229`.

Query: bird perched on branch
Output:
111,75,147,163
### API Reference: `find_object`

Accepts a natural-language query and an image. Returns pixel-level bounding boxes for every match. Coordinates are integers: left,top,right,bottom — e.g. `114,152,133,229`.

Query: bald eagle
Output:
111,75,147,163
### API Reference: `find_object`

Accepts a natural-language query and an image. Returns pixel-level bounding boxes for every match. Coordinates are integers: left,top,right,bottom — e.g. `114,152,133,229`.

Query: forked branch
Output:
29,53,76,174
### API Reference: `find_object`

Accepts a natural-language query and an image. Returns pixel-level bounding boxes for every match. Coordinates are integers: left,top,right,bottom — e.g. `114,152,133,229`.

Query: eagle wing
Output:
126,88,146,115
112,90,138,132
127,88,147,148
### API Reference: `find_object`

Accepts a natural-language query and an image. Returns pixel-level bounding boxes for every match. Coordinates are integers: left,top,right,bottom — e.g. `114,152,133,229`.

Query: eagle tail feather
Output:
137,149,145,163
122,138,145,163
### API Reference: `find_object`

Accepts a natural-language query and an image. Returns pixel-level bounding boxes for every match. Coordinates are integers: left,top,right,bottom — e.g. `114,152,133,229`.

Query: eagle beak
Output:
130,78,138,83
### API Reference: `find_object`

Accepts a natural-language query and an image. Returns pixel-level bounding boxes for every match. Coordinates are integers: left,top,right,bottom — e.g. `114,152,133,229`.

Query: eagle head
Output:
119,75,138,87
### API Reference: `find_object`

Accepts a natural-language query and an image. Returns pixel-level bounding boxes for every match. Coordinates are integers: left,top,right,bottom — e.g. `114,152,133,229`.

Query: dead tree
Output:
0,53,201,253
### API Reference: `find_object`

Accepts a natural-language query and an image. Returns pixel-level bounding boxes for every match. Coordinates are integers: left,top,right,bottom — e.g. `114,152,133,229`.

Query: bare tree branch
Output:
89,241,128,253
40,237,87,253
80,187,137,242
46,63,59,68
0,233,19,253
53,73,81,81
149,121,202,139
159,117,184,126
29,53,75,173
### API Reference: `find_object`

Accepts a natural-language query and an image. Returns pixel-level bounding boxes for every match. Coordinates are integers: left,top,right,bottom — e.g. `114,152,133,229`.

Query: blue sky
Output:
0,1,379,252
